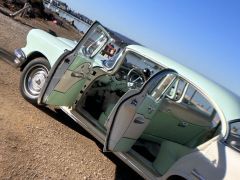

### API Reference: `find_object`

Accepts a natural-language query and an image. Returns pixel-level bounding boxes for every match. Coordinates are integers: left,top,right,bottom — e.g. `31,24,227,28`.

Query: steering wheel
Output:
127,68,147,89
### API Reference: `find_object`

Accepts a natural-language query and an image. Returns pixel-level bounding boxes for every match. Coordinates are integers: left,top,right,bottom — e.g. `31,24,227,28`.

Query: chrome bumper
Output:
14,48,26,68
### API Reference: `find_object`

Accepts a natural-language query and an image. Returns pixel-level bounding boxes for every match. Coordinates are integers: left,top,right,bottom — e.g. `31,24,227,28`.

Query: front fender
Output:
21,29,75,67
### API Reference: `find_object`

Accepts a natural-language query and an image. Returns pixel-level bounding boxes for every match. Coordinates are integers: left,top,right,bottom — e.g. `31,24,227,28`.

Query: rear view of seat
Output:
98,103,116,128
153,141,192,175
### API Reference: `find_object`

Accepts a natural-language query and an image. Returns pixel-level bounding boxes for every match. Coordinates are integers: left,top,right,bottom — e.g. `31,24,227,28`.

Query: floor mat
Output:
132,145,156,162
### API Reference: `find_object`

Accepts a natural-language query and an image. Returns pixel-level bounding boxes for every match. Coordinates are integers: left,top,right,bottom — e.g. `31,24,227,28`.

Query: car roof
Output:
127,45,240,122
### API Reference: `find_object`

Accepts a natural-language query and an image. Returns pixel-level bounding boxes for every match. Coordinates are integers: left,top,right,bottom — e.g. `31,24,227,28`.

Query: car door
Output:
38,21,111,106
104,69,177,152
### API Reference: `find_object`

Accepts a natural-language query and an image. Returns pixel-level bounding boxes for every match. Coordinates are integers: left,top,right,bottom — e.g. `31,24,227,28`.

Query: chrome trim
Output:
191,169,205,180
14,48,27,67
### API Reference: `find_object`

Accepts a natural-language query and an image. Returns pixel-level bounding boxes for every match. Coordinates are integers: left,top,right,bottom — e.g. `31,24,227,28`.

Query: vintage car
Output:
14,22,240,180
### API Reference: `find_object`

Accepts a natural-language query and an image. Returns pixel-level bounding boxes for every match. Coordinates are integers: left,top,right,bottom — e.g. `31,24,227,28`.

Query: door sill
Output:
60,106,159,180
128,149,161,177
76,106,107,134
60,106,105,143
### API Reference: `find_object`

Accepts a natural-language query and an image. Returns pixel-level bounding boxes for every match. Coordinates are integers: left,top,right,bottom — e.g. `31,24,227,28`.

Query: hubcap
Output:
24,64,48,98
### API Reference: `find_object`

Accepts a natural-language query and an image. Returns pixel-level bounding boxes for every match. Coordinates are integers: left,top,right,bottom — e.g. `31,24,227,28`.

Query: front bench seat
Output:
153,141,192,175
98,103,116,128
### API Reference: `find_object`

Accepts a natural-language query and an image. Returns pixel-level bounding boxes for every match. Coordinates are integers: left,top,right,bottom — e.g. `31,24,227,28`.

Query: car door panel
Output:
45,59,92,104
44,79,87,106
142,111,208,146
107,95,149,152
38,22,111,106
142,94,212,147
104,70,177,152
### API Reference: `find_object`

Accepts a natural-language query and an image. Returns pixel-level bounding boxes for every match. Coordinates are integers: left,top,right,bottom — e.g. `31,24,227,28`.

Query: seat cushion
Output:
98,103,115,127
153,141,192,175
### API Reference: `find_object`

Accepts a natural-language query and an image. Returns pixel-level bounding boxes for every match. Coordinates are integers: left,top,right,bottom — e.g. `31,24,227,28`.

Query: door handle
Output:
71,71,91,80
166,109,171,113
178,121,189,127
134,117,145,124
131,99,138,106
71,72,84,78
148,106,155,114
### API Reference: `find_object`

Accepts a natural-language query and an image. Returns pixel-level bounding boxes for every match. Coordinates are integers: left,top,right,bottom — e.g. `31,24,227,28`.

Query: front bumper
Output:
14,48,27,68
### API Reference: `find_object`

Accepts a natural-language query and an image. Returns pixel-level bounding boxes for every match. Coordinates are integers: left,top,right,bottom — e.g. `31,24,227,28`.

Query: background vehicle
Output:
14,21,240,180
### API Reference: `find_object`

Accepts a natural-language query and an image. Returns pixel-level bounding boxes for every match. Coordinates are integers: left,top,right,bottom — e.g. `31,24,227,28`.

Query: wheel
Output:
20,57,50,104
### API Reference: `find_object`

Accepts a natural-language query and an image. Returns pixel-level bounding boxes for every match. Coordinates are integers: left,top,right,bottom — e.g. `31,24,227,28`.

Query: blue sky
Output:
62,0,239,96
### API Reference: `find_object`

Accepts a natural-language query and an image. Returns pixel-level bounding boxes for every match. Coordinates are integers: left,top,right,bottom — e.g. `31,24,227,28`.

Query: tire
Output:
20,57,50,105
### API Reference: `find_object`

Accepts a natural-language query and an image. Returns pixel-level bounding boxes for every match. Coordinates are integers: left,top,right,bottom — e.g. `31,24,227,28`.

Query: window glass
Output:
150,74,176,102
81,27,108,57
183,84,214,116
167,79,187,101
212,113,221,128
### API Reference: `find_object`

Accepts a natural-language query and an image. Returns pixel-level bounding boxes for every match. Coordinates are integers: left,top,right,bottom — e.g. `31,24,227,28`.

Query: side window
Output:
167,78,187,101
227,121,240,152
150,74,176,102
166,78,221,128
183,84,214,117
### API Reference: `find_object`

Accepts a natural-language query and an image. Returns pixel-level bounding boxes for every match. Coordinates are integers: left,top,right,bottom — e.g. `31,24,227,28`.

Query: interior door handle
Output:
131,99,138,106
178,121,189,127
148,106,155,114
166,109,171,113
134,117,145,124
71,72,91,80
71,72,84,78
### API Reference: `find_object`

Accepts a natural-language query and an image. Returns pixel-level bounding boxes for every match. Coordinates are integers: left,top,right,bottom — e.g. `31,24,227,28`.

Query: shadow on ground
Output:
0,48,15,66
0,49,142,180
38,106,143,180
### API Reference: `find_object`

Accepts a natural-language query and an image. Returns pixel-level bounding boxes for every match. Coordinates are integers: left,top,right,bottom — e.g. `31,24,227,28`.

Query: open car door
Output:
38,21,111,106
104,69,177,152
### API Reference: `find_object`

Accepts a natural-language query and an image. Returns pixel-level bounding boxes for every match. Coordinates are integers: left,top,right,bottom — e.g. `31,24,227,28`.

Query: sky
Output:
62,0,240,96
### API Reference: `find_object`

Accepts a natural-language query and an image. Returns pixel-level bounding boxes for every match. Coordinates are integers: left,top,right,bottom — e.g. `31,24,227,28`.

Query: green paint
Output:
68,54,91,71
137,95,157,119
46,53,92,106
46,78,86,106
142,111,208,147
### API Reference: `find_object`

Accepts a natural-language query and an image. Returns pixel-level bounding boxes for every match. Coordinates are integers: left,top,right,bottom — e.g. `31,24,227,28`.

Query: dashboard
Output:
112,52,161,89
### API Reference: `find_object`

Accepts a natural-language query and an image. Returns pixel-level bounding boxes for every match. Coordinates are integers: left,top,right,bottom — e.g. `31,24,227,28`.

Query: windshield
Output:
102,51,123,69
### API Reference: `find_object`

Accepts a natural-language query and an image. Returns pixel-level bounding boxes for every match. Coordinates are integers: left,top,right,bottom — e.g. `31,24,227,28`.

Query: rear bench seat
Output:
153,141,192,175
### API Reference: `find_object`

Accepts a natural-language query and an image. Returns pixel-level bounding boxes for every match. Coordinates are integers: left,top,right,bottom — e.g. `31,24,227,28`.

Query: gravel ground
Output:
0,11,141,180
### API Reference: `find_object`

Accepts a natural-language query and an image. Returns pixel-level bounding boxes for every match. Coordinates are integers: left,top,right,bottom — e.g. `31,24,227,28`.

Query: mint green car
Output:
14,22,240,180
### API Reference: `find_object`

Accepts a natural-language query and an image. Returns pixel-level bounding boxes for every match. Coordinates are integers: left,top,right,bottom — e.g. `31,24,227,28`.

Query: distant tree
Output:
4,0,46,18
28,0,45,18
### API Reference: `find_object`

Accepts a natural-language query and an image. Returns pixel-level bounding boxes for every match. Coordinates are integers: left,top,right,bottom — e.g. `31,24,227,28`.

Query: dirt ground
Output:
0,10,141,180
